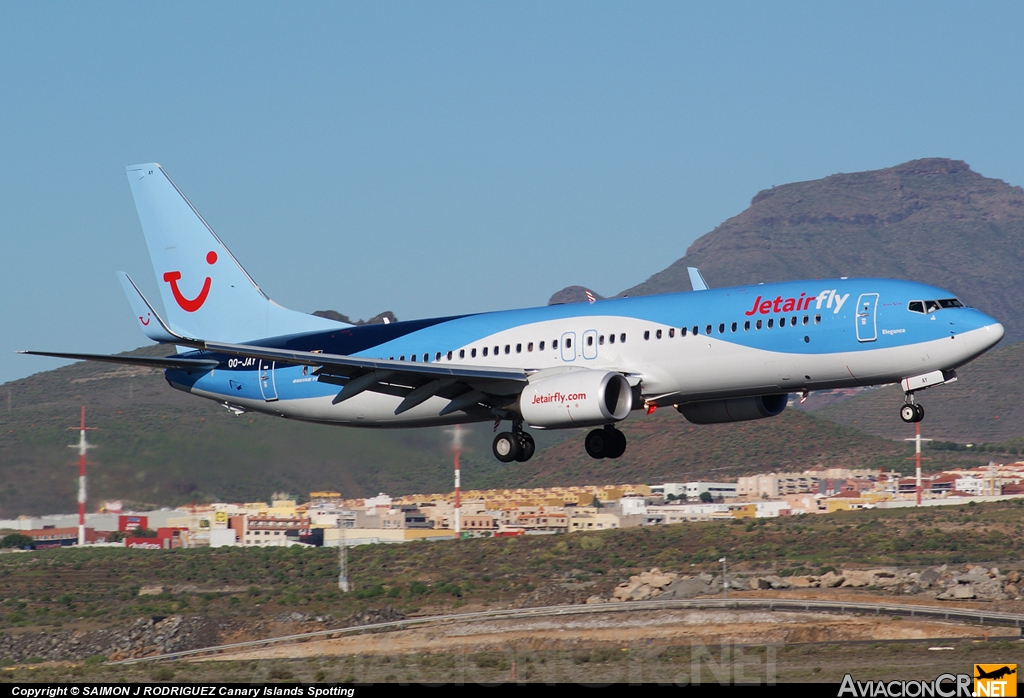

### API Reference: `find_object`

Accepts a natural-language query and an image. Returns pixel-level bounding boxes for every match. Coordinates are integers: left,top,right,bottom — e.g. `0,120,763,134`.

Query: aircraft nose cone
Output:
963,320,1004,358
986,321,1006,346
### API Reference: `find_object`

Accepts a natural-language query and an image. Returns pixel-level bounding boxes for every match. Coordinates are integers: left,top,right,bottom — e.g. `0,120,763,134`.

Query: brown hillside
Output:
811,338,1024,444
616,158,1024,340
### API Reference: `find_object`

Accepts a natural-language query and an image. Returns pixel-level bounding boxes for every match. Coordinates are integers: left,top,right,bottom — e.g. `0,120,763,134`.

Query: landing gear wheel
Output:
515,432,535,462
900,403,925,423
585,429,609,459
605,428,627,459
493,432,521,463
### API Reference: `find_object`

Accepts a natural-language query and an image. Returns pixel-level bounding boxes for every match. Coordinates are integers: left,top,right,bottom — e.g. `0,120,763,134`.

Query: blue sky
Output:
3,2,1023,385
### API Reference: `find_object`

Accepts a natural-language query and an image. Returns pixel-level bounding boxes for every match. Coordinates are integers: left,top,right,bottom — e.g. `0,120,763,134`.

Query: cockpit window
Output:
908,298,964,314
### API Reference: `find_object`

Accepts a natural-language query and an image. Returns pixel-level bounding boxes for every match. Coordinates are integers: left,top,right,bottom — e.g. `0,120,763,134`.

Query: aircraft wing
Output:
18,350,219,371
201,340,529,414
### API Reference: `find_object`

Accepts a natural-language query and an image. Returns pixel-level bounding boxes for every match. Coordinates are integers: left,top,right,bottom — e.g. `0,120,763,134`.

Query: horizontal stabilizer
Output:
17,350,218,371
116,271,196,344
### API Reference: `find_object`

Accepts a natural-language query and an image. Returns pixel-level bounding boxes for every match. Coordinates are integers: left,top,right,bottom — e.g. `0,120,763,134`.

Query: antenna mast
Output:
68,406,96,546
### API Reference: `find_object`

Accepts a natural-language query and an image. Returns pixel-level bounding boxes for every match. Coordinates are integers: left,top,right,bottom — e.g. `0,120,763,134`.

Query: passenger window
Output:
424,353,429,362
744,321,750,331
681,327,687,337
791,316,797,326
447,351,453,360
767,318,774,328
471,348,477,358
516,343,522,353
668,328,675,338
586,335,593,346
552,340,558,350
644,330,650,340
435,352,441,361
411,354,417,362
692,326,698,336
599,335,605,345
718,323,725,334
482,347,488,357
803,316,809,325
527,342,533,352
399,355,405,361
494,346,499,355
814,315,821,324
620,333,626,343
731,322,737,332
504,345,510,354
540,341,546,350
756,320,762,330
705,324,712,335
655,329,662,339
608,335,615,344
908,301,925,313
565,338,571,348
780,317,786,327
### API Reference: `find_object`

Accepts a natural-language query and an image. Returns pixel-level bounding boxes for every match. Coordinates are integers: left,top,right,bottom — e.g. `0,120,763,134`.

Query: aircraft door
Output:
855,293,879,342
582,330,598,360
259,360,279,401
560,332,576,362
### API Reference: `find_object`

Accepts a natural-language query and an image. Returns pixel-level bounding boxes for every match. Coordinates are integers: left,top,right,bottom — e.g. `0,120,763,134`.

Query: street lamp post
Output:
720,557,727,599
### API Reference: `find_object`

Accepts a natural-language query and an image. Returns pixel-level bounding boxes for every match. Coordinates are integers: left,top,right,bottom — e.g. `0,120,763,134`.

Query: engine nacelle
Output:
676,394,788,424
520,370,632,429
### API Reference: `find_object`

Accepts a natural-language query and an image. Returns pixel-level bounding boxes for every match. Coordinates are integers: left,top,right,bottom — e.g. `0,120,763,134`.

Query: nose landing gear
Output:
585,425,627,459
899,397,925,423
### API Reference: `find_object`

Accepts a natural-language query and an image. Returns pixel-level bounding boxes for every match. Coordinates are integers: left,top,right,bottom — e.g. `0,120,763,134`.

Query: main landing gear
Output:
899,395,925,423
585,425,627,460
492,424,536,463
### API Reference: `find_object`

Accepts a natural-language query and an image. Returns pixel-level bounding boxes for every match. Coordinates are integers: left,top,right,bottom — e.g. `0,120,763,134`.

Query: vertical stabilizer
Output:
125,164,347,342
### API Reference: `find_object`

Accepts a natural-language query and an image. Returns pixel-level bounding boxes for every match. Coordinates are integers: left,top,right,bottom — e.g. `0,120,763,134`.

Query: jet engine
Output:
520,370,632,429
676,394,788,424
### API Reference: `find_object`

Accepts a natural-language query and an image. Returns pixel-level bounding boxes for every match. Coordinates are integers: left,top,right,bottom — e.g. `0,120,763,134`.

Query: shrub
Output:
0,534,33,549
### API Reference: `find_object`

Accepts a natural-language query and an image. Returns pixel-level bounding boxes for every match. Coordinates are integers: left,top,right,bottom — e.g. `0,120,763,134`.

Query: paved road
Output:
112,597,1024,665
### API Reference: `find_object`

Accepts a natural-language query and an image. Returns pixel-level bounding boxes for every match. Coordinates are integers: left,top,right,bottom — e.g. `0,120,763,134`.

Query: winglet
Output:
117,271,198,345
687,267,709,291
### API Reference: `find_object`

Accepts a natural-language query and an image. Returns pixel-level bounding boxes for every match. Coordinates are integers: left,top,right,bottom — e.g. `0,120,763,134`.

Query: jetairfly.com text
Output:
531,391,586,404
745,288,850,316
11,688,354,698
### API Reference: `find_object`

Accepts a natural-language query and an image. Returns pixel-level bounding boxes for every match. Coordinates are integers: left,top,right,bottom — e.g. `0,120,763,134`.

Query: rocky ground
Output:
2,564,1020,666
599,564,1022,604
0,606,405,665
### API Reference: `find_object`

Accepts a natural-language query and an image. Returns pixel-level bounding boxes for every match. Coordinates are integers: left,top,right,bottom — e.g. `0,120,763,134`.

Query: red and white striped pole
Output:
448,425,463,538
69,406,95,546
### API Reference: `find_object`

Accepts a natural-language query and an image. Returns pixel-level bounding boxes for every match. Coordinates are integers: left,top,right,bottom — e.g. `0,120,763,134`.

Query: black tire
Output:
605,429,627,459
493,432,521,463
585,429,607,459
900,404,917,423
515,433,536,462
914,404,925,422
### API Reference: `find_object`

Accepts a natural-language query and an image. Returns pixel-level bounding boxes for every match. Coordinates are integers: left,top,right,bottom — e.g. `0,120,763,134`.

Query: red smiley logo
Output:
139,313,151,326
163,251,217,312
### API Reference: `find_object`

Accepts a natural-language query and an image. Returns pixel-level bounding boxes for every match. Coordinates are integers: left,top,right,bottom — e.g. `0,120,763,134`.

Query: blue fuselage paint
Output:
163,277,1003,428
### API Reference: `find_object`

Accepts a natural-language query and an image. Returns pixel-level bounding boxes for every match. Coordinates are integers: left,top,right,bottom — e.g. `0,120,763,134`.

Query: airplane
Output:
22,163,1006,463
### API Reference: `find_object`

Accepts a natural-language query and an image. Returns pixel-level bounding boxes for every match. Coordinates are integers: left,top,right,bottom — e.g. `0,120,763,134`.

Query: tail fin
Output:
125,163,348,342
